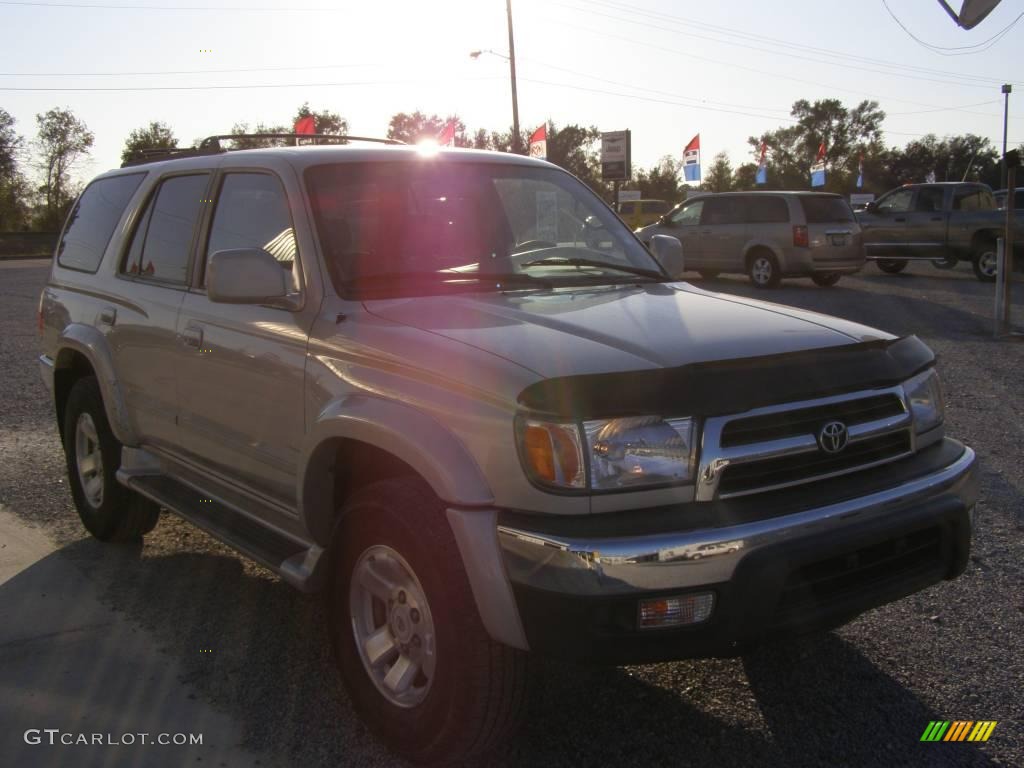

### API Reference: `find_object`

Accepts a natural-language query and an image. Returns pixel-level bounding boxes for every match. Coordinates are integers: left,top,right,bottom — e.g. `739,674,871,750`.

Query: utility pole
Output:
506,0,521,154
1001,84,1012,190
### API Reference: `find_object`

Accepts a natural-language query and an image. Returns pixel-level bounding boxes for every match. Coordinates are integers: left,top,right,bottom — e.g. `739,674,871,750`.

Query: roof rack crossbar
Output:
198,133,404,149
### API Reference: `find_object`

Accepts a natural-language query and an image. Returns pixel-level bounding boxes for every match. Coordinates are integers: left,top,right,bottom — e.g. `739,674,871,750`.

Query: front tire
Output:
748,251,781,288
972,242,998,282
811,272,841,287
932,255,958,270
63,377,160,542
328,477,529,765
876,259,908,274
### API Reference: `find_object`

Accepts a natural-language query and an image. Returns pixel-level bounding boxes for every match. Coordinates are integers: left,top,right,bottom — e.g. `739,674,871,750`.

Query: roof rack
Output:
198,133,404,149
121,133,404,168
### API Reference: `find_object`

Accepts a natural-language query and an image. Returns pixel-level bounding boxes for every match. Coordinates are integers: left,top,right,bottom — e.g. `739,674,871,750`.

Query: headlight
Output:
518,415,697,491
902,368,944,434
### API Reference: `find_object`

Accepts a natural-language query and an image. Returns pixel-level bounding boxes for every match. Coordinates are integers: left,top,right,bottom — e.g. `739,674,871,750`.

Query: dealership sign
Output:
601,130,631,181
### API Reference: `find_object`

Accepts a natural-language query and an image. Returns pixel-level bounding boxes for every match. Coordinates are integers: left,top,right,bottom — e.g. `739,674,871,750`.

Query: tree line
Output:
2,97,1019,232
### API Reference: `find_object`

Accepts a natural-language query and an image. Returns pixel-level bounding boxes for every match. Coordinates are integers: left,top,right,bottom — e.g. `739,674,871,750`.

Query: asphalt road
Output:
1,257,1022,768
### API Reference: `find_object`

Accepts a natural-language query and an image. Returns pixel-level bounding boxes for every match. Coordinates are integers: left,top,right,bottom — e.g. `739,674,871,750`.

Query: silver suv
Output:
39,136,976,765
636,191,865,287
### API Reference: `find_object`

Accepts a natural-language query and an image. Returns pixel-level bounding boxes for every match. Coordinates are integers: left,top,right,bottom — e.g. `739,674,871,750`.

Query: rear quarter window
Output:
56,173,146,272
800,196,854,224
745,196,789,223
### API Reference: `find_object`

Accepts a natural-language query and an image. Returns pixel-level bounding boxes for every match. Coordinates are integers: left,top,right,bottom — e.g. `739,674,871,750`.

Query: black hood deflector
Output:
517,335,934,419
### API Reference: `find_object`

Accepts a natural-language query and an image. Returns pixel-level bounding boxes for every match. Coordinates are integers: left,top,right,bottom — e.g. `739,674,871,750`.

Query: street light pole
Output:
1001,84,1012,190
506,0,521,154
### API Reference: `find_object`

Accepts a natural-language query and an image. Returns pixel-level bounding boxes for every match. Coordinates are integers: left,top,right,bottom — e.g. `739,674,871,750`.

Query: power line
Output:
581,0,1021,85
0,75,502,91
0,63,371,77
880,0,1024,56
548,0,1018,92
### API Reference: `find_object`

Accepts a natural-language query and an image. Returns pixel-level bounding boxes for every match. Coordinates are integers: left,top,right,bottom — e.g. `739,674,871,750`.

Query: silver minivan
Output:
636,191,865,288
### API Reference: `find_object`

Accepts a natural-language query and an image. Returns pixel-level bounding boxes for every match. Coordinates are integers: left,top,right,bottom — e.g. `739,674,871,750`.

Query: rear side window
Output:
745,196,789,223
700,197,743,225
800,196,855,223
205,173,300,291
915,187,945,212
619,202,636,215
122,174,209,283
953,187,995,211
57,173,145,272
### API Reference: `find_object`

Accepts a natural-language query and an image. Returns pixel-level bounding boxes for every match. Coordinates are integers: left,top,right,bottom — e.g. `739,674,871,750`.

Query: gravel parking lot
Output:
1,257,1021,768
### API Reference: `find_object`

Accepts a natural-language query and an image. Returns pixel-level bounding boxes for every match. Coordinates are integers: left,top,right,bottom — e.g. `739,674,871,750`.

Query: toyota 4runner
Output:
38,136,978,765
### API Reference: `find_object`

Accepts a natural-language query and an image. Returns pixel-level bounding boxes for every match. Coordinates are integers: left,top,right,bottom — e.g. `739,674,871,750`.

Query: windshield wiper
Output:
344,270,555,289
519,256,665,281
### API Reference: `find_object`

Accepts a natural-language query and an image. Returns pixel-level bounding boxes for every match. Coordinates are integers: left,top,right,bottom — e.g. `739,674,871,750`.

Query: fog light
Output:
638,592,714,629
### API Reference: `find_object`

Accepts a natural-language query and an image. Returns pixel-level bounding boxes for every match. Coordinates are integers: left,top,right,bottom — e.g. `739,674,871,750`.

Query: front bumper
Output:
496,439,977,663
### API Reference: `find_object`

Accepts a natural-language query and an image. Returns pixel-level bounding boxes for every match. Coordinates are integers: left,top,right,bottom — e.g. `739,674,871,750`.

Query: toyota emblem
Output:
818,421,849,454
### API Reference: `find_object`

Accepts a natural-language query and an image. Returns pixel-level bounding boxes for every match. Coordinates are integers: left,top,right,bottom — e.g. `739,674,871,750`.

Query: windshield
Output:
305,161,662,298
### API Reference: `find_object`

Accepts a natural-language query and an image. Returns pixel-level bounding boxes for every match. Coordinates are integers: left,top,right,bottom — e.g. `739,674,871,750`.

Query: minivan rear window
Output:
799,196,854,223
56,173,145,272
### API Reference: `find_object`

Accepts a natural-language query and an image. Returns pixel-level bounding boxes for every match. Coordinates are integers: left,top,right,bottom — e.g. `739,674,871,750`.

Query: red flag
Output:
684,134,700,152
437,121,456,146
529,124,547,158
759,141,767,164
294,115,316,135
815,141,826,162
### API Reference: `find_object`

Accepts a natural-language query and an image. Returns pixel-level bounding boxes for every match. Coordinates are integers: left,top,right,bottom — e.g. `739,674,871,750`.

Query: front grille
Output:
720,393,905,447
718,430,911,496
774,526,943,624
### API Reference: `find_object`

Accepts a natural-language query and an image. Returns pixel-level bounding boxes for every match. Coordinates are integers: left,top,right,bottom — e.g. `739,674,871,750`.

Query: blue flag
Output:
856,154,864,189
683,134,700,182
810,142,826,188
756,141,767,185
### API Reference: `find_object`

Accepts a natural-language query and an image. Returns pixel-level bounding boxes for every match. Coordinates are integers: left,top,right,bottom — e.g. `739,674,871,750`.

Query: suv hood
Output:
364,282,892,380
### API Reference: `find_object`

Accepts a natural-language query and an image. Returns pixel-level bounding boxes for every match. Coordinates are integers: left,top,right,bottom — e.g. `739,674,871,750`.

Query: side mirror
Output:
649,234,684,278
207,248,293,307
863,201,878,213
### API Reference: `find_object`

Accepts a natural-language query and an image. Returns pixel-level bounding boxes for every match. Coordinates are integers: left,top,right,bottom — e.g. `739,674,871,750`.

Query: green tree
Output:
885,133,998,189
748,99,886,192
544,122,603,193
387,111,470,146
228,121,288,149
121,121,177,164
703,151,734,192
0,108,30,230
633,155,683,202
34,107,93,231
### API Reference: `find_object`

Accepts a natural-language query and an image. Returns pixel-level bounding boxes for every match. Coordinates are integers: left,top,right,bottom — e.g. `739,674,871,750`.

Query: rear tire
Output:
972,242,998,282
747,251,781,289
327,476,529,765
876,259,908,274
811,272,841,287
63,377,160,542
931,255,958,270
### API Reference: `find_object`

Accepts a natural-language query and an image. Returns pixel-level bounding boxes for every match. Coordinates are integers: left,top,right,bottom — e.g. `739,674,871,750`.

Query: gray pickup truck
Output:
857,182,1023,281
38,138,978,765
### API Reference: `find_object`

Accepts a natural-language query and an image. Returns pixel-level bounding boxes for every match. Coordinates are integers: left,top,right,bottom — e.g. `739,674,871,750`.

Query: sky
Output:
1,0,1022,185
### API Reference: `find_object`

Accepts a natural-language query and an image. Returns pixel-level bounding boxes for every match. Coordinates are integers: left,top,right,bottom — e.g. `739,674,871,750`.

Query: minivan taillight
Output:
792,225,809,247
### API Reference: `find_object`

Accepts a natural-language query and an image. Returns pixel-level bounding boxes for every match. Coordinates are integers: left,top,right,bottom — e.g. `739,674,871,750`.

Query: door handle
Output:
180,326,203,349
98,307,117,326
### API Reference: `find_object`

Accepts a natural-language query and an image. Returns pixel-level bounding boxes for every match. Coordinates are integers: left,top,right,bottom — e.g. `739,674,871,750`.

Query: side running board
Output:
118,470,324,593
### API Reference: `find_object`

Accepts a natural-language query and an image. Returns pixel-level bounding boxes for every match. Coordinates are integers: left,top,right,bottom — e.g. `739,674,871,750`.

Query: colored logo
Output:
817,420,849,454
920,721,997,742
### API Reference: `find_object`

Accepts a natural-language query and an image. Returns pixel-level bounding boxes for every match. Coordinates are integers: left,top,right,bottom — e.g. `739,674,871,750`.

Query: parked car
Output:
39,138,977,765
993,187,1024,210
635,191,865,288
617,198,670,229
856,182,1024,281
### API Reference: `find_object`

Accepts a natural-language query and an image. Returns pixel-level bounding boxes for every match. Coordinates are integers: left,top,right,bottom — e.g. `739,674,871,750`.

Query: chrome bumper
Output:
498,445,977,597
